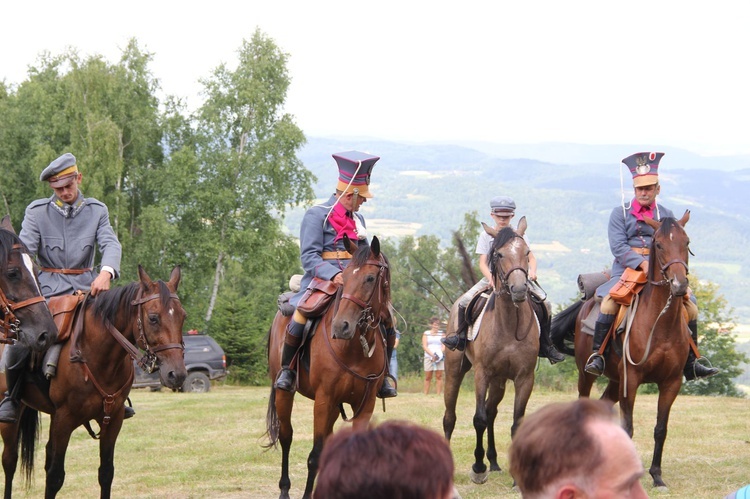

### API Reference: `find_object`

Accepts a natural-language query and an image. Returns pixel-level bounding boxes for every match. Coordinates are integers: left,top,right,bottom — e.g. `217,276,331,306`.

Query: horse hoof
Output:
511,484,521,494
470,469,489,484
489,463,502,472
654,485,669,493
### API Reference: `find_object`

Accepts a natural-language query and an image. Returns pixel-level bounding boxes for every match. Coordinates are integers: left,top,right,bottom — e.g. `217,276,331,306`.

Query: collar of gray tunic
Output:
49,193,86,219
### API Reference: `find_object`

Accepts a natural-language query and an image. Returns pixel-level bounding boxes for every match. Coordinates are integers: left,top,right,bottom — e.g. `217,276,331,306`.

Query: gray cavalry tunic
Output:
596,202,674,298
290,194,367,307
19,192,122,298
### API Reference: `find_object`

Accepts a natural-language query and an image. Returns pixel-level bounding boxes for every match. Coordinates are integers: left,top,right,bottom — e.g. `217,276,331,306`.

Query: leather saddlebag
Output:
297,277,340,318
609,268,647,306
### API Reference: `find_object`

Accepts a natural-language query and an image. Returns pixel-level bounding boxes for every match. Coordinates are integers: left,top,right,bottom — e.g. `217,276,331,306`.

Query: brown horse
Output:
0,266,186,498
550,212,692,490
0,216,57,353
266,236,391,499
442,218,539,485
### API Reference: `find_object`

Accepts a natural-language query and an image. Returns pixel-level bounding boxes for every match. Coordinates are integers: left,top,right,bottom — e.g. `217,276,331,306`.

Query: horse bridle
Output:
490,235,529,294
103,287,185,373
650,240,690,287
0,244,47,343
340,257,389,331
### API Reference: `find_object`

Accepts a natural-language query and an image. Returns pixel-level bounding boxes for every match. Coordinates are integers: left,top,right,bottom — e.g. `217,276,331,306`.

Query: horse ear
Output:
516,216,527,237
168,265,181,291
138,265,154,289
343,233,358,254
370,236,380,258
482,222,497,239
643,216,659,230
678,210,690,227
0,215,15,234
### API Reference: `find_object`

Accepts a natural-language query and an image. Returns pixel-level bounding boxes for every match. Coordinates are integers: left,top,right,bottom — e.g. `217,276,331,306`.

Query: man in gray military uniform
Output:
0,152,129,423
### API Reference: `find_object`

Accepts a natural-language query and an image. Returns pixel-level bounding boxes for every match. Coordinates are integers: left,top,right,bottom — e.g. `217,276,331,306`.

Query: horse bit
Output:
0,245,46,344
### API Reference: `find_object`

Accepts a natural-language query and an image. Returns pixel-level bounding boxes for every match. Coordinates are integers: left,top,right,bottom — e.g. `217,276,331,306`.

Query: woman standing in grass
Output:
422,317,445,395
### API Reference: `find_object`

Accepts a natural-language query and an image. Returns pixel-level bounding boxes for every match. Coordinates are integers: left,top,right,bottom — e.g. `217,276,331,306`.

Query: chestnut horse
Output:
0,266,186,498
0,215,57,353
266,237,390,499
442,218,539,485
550,212,692,490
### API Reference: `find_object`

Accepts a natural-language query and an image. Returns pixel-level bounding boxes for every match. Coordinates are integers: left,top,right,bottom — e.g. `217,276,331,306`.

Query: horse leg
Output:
1,422,20,499
470,379,489,484
96,417,124,499
650,381,680,490
619,371,641,439
274,390,295,499
600,380,620,404
484,379,506,473
442,354,471,442
303,399,339,499
44,415,76,498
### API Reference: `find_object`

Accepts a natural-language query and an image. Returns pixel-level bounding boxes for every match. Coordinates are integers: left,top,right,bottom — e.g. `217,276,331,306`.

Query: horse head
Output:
0,215,57,352
133,265,188,389
483,216,530,303
644,210,691,297
331,236,391,340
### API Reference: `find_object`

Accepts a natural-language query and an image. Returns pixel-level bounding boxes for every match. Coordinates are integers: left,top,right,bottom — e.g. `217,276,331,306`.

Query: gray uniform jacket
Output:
19,192,122,298
596,202,674,298
290,194,366,307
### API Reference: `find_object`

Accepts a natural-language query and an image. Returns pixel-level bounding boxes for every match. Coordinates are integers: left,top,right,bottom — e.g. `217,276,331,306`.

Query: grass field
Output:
6,379,750,498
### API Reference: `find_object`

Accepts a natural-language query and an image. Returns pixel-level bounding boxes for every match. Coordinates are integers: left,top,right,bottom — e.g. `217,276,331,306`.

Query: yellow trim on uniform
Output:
51,165,78,179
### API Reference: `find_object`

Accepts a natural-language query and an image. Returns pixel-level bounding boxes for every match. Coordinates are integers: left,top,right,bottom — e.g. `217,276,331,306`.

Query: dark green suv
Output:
133,334,227,393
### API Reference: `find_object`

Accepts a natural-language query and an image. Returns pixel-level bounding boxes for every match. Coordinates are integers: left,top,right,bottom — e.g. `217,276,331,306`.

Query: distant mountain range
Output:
287,137,750,323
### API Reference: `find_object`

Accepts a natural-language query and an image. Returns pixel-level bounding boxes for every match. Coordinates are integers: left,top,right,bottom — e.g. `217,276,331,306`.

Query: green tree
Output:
681,278,748,397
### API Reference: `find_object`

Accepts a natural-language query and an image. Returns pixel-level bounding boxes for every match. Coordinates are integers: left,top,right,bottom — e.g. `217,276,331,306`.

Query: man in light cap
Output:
0,152,126,423
584,152,718,380
275,151,397,398
441,196,565,363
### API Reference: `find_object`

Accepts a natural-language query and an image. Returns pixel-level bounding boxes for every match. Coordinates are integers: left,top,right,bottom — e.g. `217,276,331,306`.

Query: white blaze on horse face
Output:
669,231,674,241
22,253,42,295
169,307,174,316
353,268,360,274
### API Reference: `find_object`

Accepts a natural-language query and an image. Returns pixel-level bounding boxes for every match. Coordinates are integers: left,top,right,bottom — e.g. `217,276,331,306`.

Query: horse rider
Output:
441,196,565,363
0,152,131,424
275,151,397,398
584,152,719,380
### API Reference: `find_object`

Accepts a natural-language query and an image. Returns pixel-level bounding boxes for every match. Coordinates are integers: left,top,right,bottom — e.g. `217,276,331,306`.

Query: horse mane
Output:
0,229,26,272
489,226,518,278
647,217,679,282
349,241,391,304
92,280,172,323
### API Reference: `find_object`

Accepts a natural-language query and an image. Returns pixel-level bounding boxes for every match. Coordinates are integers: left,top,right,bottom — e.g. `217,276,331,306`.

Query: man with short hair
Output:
0,152,126,423
584,152,718,380
275,151,397,398
508,399,649,499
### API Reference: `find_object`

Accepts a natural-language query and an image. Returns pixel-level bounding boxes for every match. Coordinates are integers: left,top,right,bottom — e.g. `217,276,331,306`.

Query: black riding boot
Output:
584,320,611,376
0,346,30,424
684,320,720,381
275,321,304,392
442,305,468,351
534,301,565,364
378,331,398,399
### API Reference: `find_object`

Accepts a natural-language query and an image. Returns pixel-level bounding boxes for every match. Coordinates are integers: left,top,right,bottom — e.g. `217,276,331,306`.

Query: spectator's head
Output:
314,420,455,499
508,399,647,499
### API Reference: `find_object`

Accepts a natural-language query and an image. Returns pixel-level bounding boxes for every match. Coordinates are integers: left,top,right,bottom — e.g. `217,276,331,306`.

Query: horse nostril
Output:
37,331,50,346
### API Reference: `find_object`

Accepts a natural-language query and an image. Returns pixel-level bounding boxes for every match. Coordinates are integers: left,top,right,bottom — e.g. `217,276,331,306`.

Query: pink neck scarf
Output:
328,202,357,242
630,198,655,221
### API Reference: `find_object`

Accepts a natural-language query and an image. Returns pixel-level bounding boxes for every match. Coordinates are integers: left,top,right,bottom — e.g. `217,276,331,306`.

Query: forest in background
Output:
1,32,746,393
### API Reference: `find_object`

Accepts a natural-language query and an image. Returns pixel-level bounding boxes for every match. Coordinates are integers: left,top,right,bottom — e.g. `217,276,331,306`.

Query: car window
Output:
184,337,212,353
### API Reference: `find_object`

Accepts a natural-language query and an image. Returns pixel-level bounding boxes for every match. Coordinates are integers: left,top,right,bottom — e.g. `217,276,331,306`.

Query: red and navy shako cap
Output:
333,151,379,198
622,152,663,187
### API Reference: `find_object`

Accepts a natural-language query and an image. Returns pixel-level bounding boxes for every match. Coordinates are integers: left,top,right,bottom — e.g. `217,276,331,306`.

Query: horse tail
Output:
262,386,280,450
19,407,39,486
550,300,584,356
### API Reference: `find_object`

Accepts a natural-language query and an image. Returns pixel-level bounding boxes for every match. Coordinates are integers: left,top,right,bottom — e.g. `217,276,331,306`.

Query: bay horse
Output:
0,215,57,353
442,218,539,485
550,212,692,490
0,265,186,498
266,236,390,499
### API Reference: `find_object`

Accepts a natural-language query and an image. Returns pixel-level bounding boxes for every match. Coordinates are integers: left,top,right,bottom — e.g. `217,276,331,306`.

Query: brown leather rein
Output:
84,287,184,427
0,244,47,343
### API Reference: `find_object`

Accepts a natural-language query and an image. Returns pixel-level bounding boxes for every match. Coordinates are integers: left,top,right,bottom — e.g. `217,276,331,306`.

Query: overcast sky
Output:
3,1,749,155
